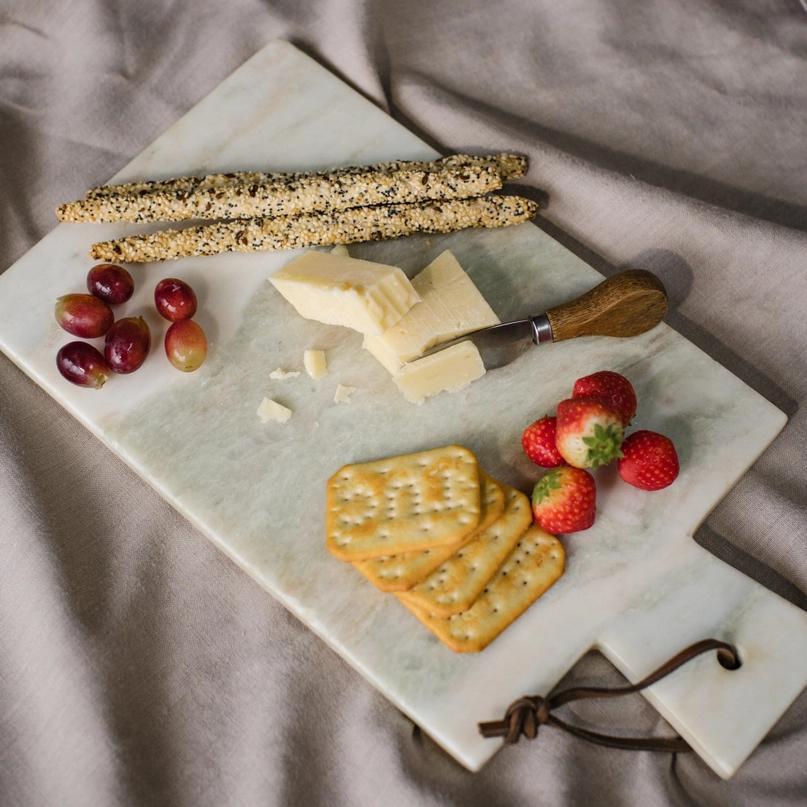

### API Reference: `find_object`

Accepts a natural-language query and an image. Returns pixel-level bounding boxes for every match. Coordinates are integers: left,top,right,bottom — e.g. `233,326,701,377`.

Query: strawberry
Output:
573,370,637,427
531,467,596,533
618,430,679,490
522,416,565,468
555,397,624,468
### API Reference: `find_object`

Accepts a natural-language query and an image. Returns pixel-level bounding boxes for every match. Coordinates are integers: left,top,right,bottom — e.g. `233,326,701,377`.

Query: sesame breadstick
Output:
77,153,527,203
57,163,503,224
90,195,538,263
85,172,269,199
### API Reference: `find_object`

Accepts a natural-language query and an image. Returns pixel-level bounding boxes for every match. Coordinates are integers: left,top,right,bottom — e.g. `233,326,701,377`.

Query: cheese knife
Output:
422,269,667,369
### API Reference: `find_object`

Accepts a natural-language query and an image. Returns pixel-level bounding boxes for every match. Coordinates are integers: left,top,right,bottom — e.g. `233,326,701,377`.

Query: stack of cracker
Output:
326,445,565,652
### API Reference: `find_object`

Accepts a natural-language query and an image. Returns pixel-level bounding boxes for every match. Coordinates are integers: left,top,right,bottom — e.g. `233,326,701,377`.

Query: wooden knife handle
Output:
545,270,667,342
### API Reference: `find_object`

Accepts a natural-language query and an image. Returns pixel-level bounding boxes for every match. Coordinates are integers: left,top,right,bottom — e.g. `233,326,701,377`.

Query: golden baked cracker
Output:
353,472,506,592
326,445,481,561
398,484,532,616
401,526,565,653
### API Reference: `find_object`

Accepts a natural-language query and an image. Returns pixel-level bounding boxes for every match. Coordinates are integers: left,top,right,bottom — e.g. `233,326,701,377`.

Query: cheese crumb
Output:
269,368,301,380
304,349,328,379
333,384,357,404
256,397,292,424
330,245,349,256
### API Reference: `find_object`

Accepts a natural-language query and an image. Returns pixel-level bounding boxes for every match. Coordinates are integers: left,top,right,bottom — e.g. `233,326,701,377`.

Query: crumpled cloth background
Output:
1,2,805,805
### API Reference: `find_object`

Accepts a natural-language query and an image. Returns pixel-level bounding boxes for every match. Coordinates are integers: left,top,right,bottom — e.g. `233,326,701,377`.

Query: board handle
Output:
545,270,667,342
596,543,807,778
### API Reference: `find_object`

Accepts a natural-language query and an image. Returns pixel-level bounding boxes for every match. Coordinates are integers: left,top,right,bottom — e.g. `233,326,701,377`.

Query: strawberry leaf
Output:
584,424,624,467
533,469,563,503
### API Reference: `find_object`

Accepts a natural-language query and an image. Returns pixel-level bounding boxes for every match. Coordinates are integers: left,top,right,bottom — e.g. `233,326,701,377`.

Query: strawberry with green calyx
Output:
555,397,624,468
522,416,565,468
619,430,679,490
573,370,637,427
531,466,596,533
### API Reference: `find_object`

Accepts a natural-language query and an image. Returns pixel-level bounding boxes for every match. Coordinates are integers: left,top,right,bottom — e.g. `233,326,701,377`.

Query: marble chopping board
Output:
1,40,805,779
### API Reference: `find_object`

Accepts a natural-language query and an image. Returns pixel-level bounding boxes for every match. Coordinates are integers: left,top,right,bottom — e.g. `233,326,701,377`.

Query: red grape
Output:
165,319,207,372
154,278,197,321
87,263,134,305
55,293,113,338
105,316,151,373
56,342,110,388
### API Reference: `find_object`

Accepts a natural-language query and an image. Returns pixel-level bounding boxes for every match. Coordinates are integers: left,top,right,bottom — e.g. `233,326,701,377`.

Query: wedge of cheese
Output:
363,250,499,373
393,341,486,404
270,251,419,336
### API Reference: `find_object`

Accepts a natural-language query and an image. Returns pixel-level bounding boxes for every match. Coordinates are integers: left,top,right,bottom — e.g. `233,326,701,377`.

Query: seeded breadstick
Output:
90,195,538,263
78,153,527,203
57,164,503,224
85,172,270,199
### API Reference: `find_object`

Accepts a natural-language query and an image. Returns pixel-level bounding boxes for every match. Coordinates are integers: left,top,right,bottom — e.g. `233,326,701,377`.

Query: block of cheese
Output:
303,349,328,379
363,250,499,374
270,251,420,336
393,341,486,404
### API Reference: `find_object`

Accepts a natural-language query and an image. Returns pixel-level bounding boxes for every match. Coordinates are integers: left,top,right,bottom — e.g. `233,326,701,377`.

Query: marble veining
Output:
0,41,804,778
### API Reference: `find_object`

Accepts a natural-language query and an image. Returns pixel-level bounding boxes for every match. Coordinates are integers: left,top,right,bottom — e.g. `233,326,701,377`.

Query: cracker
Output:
353,472,505,592
326,445,481,561
398,483,532,615
401,526,565,653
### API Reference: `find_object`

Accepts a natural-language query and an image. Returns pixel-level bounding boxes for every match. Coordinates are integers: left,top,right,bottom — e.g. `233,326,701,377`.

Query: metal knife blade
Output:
420,316,553,370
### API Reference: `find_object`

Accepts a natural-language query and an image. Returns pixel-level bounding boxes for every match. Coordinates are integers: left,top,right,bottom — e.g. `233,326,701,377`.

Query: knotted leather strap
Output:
479,639,739,752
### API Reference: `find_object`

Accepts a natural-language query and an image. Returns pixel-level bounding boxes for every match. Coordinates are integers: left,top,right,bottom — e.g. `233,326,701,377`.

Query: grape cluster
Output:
55,265,207,388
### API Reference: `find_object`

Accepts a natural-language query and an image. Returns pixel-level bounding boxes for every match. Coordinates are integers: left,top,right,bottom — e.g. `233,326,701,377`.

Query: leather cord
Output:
478,639,740,752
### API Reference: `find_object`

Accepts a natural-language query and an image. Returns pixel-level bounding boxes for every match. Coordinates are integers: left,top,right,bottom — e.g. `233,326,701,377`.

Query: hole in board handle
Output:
717,646,742,670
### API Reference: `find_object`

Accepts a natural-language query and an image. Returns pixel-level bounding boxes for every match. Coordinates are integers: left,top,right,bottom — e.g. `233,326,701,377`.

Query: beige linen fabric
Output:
1,2,805,805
